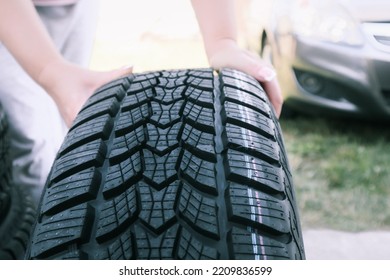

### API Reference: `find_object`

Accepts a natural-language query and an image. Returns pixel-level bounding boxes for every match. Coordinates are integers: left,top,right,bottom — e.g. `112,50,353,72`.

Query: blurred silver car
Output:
244,0,390,119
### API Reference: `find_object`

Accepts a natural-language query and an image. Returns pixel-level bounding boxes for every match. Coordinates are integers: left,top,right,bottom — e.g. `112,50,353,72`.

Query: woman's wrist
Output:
205,37,239,67
37,57,69,95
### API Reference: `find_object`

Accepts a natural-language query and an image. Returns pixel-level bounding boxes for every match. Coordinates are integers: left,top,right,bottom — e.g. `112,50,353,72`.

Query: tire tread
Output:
27,69,305,260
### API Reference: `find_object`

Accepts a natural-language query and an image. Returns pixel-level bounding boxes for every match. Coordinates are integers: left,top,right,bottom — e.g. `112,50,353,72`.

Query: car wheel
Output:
26,68,305,260
0,103,36,260
280,103,300,119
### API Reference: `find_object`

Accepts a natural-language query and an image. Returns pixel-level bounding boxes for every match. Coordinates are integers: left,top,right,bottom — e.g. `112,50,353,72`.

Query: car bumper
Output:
278,29,390,120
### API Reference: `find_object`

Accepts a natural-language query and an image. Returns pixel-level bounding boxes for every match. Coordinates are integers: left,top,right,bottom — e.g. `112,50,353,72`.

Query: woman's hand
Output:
207,39,283,117
39,59,133,127
190,0,283,118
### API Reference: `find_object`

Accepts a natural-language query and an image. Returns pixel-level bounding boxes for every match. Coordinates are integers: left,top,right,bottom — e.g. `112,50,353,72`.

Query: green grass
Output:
280,116,390,231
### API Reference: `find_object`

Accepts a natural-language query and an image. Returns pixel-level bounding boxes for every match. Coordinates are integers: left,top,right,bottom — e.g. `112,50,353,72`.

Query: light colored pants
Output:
0,0,99,205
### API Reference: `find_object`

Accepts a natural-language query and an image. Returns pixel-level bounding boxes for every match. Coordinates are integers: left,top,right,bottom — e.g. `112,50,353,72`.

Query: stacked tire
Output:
0,104,36,259
26,68,305,260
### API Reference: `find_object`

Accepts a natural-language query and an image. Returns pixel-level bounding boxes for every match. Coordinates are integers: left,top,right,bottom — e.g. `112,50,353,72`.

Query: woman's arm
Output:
191,0,283,117
0,0,132,127
0,0,64,83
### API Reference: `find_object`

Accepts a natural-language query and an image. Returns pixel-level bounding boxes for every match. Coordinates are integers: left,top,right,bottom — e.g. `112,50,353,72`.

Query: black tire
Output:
0,103,10,192
27,68,305,260
0,104,36,260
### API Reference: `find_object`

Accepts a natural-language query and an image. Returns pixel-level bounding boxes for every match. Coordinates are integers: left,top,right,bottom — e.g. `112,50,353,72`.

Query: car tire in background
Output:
26,68,305,260
0,103,36,260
